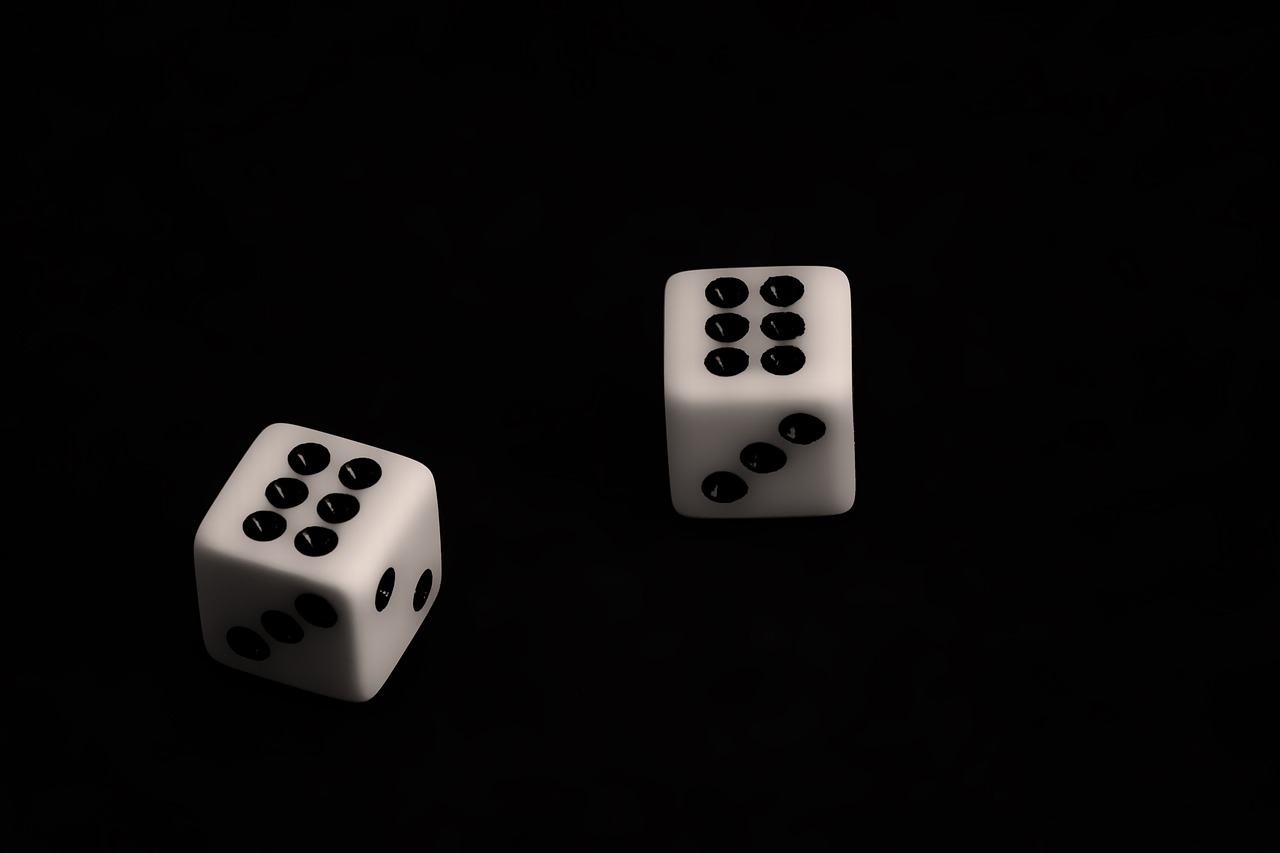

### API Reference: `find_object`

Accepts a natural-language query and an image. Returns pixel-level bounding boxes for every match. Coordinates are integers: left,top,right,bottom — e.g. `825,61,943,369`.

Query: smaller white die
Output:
664,265,856,518
193,423,441,702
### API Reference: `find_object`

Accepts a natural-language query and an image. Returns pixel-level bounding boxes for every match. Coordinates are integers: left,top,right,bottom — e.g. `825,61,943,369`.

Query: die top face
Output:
195,423,438,583
664,266,852,405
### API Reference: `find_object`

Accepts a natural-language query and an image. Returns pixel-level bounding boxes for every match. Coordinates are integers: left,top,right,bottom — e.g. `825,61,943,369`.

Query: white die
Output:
664,265,856,518
193,423,442,702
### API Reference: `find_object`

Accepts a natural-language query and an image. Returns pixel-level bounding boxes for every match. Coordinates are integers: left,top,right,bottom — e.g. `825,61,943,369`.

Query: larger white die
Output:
193,423,442,702
664,265,856,518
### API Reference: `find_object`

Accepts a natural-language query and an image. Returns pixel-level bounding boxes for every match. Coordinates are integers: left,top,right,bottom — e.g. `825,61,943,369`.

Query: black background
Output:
8,2,1279,849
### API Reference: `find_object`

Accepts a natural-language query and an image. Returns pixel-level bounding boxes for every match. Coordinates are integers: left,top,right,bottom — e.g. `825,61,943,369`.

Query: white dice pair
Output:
194,265,854,702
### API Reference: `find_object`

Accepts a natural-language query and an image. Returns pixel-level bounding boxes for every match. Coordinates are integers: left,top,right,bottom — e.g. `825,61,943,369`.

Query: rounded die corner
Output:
339,684,383,704
822,266,851,285
255,421,301,441
670,504,698,520
393,453,439,491
664,269,697,290
192,519,216,553
830,480,857,516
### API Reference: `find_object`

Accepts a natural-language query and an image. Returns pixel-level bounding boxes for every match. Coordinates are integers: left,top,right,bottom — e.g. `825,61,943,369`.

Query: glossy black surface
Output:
739,442,787,474
242,510,286,542
704,277,748,308
338,457,382,490
704,312,750,343
778,413,827,445
294,593,338,628
761,345,806,375
294,526,338,557
287,442,330,475
265,477,308,509
760,311,805,341
260,610,303,644
226,626,269,661
413,569,434,612
760,275,804,307
704,347,749,377
700,471,748,503
316,493,360,524
375,567,395,612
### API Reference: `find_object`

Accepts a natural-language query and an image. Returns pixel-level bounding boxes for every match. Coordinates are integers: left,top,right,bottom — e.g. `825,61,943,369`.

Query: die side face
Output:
346,491,442,702
193,550,362,699
193,423,442,702
664,266,856,518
